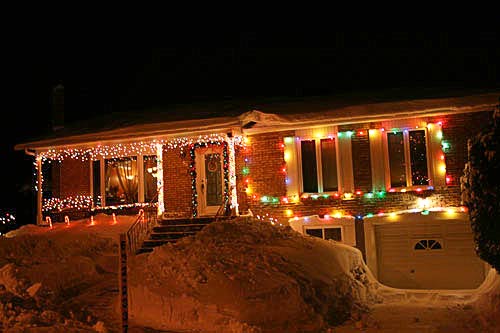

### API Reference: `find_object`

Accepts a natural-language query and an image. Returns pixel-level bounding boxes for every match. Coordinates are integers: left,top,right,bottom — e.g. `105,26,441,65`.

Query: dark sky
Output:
2,32,500,223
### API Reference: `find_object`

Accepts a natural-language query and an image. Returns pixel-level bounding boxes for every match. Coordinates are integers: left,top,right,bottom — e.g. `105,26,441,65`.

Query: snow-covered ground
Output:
0,215,498,332
0,213,136,332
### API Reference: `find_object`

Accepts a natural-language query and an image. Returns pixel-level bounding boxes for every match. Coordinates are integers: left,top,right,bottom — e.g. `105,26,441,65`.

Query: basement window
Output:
305,227,342,241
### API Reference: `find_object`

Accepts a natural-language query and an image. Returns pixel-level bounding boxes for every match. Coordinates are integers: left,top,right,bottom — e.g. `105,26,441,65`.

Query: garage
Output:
372,212,486,289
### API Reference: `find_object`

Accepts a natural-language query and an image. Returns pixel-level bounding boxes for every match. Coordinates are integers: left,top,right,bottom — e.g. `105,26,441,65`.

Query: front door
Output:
196,147,224,216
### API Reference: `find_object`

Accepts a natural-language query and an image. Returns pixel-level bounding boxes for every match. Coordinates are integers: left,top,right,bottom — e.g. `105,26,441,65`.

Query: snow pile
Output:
471,269,500,329
0,214,136,332
129,218,380,333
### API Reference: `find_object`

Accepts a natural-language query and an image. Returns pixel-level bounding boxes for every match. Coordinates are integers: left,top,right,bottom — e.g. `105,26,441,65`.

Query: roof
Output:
15,89,500,151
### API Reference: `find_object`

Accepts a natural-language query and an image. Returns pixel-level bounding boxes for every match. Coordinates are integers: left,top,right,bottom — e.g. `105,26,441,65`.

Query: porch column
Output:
36,155,43,225
156,143,164,216
137,154,144,202
227,134,238,215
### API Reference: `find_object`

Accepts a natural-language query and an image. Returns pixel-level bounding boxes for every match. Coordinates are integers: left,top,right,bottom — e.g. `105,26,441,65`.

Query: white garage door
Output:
375,218,485,289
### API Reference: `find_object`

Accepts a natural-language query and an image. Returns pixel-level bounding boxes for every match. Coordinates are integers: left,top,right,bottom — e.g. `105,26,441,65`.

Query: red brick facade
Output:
50,110,494,223
162,147,193,218
433,111,493,188
242,110,493,224
52,159,91,197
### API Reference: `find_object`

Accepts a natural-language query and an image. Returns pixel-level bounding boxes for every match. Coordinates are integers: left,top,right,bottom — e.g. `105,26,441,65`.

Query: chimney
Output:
51,83,64,131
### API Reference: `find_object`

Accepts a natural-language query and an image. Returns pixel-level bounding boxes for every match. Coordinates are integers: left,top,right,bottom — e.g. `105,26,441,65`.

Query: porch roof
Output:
15,89,499,151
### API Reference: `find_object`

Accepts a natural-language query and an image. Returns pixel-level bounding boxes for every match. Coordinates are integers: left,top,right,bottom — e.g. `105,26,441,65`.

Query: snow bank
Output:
0,214,136,331
128,218,380,333
471,269,500,329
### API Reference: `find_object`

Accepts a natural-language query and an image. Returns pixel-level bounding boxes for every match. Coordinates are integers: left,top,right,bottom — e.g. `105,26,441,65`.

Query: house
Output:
15,90,499,289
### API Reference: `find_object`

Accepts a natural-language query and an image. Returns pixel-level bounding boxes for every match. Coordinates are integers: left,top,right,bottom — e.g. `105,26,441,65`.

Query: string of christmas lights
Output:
38,134,243,162
43,196,93,212
0,213,16,225
42,196,156,213
189,141,230,217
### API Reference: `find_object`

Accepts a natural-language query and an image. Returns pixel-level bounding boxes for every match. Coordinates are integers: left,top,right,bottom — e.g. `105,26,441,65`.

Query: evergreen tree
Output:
461,98,500,273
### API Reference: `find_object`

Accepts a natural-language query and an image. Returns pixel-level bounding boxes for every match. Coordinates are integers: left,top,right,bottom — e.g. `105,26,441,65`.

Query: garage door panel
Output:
375,218,485,289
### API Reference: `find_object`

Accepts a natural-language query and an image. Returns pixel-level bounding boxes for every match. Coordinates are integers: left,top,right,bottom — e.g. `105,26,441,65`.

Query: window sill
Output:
300,192,358,201
387,185,434,193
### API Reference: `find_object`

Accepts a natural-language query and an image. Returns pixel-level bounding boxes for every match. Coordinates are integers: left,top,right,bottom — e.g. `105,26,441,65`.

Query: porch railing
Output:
125,205,158,255
119,190,161,332
214,196,230,222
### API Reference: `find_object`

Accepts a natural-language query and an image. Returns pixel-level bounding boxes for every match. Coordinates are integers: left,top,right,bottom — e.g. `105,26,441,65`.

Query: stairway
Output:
137,217,215,254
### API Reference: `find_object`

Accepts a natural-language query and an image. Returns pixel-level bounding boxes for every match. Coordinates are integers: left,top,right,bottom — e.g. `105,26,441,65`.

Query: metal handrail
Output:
214,196,229,223
124,187,162,255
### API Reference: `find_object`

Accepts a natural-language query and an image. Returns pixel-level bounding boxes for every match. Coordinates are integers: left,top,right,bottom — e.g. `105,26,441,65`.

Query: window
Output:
105,157,138,205
414,239,443,250
387,129,429,188
143,155,158,202
92,160,101,207
305,227,342,241
300,138,338,193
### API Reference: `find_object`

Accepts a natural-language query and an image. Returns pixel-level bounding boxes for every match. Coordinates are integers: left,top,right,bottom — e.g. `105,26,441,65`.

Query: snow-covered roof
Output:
15,91,499,151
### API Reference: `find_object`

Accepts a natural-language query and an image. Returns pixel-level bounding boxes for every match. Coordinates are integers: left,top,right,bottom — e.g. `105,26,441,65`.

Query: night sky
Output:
2,32,499,225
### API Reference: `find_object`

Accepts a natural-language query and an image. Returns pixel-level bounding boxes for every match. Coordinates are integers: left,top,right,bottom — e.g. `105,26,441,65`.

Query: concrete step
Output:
157,217,215,226
153,224,207,233
150,231,196,240
142,239,177,247
136,247,154,254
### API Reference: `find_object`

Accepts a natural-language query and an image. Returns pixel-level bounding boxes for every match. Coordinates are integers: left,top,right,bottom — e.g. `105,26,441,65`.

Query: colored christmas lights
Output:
189,141,230,217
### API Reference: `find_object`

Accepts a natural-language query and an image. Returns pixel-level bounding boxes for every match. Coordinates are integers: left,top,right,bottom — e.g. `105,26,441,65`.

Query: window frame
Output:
93,153,158,208
383,127,433,190
304,225,343,241
297,136,343,194
413,238,444,252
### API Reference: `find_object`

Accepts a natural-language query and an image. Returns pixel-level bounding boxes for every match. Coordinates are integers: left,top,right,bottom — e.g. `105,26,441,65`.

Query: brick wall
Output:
49,109,494,222
163,146,192,218
433,111,493,187
59,159,90,197
248,187,462,224
235,145,249,213
236,131,293,214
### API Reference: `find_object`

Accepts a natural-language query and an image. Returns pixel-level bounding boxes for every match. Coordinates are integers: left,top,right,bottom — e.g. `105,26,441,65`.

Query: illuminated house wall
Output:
51,158,91,197
162,146,193,218
18,93,497,224
240,110,493,224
